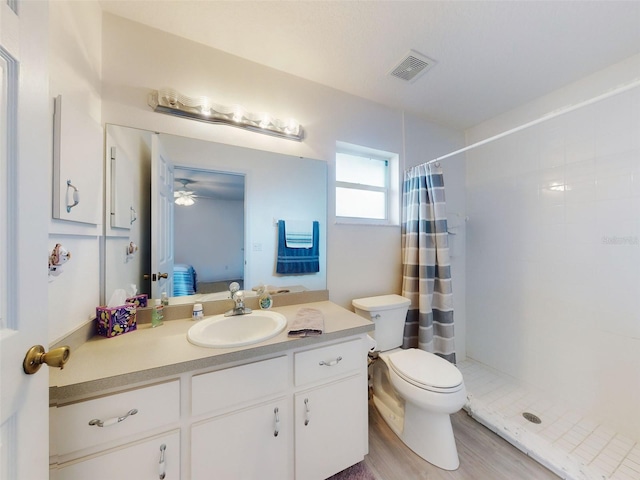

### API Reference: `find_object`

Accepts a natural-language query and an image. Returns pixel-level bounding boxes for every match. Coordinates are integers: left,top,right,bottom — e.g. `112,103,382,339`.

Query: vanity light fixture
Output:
148,88,304,142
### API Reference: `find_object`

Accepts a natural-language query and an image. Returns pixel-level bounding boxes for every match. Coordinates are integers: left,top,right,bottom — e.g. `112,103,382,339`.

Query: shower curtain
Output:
401,162,456,363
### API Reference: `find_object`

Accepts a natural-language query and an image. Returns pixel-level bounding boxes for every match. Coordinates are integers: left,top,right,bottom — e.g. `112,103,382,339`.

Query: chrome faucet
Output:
225,282,252,316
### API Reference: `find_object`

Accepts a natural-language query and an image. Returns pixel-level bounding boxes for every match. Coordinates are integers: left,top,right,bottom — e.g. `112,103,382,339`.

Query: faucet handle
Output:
229,282,240,296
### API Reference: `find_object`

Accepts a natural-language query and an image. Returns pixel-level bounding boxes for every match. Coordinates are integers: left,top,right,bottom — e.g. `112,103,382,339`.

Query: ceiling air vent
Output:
389,50,435,83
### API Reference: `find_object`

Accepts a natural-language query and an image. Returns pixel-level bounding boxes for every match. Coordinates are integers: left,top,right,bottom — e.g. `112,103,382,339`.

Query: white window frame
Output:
335,142,400,226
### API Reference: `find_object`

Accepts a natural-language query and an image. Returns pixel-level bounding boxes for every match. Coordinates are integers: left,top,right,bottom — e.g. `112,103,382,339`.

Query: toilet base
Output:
401,402,460,471
372,395,403,437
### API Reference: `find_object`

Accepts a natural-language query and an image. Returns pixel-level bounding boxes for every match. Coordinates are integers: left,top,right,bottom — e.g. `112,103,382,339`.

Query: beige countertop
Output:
49,300,373,404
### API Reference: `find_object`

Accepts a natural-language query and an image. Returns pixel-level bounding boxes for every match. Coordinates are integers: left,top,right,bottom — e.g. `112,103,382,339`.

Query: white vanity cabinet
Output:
52,430,180,480
295,376,366,480
189,337,368,480
191,397,292,479
51,329,370,480
190,356,292,479
294,339,368,480
50,380,180,479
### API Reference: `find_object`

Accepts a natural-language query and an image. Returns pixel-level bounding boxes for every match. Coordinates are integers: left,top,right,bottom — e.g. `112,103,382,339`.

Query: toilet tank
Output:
352,294,411,351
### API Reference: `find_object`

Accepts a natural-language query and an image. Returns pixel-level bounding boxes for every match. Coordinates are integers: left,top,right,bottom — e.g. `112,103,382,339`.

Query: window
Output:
335,144,399,225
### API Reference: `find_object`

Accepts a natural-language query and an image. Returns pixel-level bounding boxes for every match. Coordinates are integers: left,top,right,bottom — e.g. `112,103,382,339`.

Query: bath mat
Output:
326,461,377,480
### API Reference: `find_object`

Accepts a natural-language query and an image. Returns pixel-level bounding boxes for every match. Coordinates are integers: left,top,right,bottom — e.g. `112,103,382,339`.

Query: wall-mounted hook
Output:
127,241,138,256
130,206,137,225
48,243,71,277
125,241,138,263
66,180,80,213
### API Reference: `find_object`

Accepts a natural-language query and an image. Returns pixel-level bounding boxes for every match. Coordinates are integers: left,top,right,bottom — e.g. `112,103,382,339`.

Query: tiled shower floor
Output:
457,359,640,480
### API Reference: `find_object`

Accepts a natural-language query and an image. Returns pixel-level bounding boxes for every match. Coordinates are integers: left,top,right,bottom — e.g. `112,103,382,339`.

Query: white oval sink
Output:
187,311,288,348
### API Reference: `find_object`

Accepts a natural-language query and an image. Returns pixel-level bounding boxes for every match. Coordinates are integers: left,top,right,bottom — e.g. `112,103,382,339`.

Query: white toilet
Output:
353,294,467,471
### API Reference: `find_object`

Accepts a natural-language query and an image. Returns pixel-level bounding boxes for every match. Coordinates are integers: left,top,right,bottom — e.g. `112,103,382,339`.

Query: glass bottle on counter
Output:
151,299,164,328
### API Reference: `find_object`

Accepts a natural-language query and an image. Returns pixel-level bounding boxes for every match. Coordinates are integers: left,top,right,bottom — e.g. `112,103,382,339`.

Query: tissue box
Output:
96,304,137,338
125,294,148,308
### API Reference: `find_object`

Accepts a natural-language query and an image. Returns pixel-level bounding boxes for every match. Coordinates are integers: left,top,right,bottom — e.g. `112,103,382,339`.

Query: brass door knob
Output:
23,345,70,375
157,272,169,279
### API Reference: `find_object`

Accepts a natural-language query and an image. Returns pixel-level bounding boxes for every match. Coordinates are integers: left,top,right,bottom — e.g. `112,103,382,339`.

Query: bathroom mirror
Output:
104,124,327,304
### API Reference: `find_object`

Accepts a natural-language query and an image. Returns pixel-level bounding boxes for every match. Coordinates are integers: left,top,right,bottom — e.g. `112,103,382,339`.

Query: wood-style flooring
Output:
364,401,560,479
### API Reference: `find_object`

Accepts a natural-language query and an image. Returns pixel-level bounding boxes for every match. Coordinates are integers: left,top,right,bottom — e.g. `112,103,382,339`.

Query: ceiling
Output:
100,1,640,130
173,167,245,202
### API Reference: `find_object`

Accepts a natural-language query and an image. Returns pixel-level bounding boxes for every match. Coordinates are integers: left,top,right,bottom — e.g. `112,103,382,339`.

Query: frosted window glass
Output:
336,153,386,187
336,188,386,219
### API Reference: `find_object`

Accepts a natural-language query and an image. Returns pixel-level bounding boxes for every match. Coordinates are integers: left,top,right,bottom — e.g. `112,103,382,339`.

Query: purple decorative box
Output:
125,294,148,308
96,304,137,338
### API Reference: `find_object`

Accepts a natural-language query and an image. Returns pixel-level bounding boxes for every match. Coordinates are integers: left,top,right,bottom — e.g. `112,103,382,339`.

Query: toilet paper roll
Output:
365,334,377,352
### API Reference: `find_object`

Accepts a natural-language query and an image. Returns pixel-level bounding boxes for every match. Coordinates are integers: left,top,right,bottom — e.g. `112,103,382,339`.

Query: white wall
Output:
100,13,466,309
465,54,640,440
174,197,244,283
47,7,465,345
48,1,103,343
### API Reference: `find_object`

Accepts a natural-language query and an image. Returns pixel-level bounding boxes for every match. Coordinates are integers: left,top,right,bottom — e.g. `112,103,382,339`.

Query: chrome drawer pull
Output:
319,356,342,367
304,398,310,426
159,443,166,479
66,180,80,213
274,407,280,437
88,408,138,427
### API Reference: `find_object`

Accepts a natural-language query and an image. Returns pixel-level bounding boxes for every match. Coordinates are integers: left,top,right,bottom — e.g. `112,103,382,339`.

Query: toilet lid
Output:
389,349,463,391
352,294,410,312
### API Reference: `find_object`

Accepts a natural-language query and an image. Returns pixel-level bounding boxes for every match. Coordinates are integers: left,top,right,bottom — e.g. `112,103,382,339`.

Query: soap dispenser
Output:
258,285,273,310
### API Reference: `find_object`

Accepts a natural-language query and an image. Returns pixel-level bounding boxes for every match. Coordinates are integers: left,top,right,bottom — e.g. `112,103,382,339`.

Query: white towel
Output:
284,220,314,248
288,307,324,337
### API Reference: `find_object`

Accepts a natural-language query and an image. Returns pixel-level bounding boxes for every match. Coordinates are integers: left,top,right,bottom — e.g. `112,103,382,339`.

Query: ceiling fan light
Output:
174,190,194,198
174,195,195,206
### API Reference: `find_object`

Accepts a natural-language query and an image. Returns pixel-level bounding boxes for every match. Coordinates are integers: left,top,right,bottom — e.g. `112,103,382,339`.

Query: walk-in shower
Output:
437,75,640,480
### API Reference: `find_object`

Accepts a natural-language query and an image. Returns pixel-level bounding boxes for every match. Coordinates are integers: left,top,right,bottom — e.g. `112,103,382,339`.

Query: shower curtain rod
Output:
426,77,640,165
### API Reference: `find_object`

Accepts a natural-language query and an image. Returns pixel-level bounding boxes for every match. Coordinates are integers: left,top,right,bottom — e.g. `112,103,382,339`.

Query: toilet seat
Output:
389,349,463,393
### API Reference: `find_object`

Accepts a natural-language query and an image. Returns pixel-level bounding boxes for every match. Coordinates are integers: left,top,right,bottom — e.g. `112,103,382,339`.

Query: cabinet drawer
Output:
294,339,363,387
51,380,180,457
53,430,180,480
192,356,288,417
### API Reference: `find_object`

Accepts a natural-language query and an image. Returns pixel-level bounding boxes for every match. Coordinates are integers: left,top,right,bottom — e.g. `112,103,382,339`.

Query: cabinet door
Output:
109,144,135,229
52,94,102,224
295,376,367,480
191,398,292,480
53,430,179,480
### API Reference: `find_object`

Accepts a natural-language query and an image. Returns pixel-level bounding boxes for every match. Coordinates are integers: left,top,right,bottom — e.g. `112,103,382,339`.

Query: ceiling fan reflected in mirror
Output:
174,178,196,206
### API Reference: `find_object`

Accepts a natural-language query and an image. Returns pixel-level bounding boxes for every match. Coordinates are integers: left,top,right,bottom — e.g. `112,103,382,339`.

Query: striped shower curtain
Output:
401,163,456,363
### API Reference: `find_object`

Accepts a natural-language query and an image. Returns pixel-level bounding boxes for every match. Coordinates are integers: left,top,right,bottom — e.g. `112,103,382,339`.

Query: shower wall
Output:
465,55,640,441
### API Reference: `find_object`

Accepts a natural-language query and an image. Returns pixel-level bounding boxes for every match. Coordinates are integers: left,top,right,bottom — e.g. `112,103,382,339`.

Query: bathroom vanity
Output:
48,297,373,480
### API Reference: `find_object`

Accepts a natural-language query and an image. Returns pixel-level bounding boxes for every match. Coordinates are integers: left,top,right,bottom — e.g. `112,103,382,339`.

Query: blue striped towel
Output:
276,220,319,274
173,264,197,296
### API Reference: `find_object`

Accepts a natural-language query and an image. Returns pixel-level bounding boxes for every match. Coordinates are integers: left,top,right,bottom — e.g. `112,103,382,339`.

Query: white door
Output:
151,134,174,299
0,2,51,479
